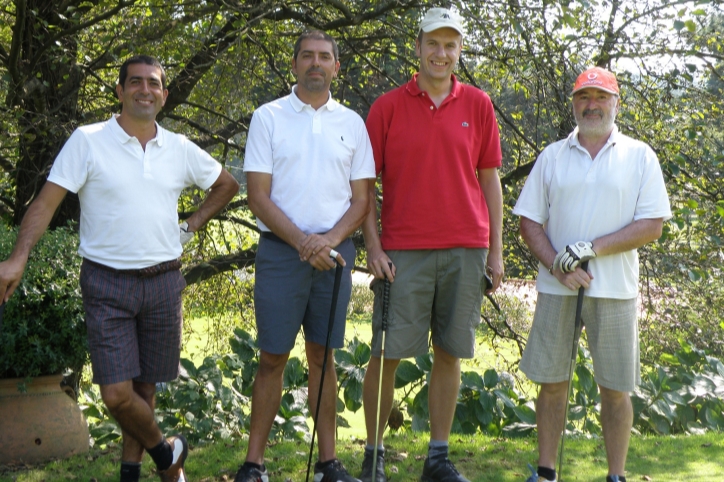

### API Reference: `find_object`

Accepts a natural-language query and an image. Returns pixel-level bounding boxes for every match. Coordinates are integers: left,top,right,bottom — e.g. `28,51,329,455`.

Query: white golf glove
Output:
179,222,194,246
553,241,596,273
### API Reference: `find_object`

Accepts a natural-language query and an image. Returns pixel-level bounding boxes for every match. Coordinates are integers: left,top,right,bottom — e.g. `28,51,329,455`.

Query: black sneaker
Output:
157,435,189,482
359,449,387,482
234,462,269,482
314,458,360,482
420,455,470,482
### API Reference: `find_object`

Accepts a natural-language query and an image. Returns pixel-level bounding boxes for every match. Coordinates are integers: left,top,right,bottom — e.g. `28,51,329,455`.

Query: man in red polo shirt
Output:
359,7,504,482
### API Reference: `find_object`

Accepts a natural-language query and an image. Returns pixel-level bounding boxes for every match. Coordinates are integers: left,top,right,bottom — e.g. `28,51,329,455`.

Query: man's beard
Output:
575,107,616,138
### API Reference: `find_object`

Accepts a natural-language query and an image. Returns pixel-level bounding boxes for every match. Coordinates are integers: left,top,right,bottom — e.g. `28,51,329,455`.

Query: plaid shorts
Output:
80,259,186,385
520,292,639,392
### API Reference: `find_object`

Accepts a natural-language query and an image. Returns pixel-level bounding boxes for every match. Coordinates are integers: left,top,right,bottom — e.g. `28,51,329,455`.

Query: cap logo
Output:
587,73,598,80
442,13,450,18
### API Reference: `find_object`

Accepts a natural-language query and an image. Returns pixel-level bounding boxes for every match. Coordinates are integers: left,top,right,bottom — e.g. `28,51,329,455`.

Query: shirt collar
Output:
108,114,164,146
290,85,339,112
405,73,462,98
568,124,619,149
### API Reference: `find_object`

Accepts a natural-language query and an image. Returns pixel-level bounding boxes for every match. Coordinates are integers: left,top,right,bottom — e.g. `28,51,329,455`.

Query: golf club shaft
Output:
305,262,344,482
371,274,391,480
557,260,588,481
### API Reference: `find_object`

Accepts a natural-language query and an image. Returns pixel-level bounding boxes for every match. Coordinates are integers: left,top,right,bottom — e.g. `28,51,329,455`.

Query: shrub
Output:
0,223,87,380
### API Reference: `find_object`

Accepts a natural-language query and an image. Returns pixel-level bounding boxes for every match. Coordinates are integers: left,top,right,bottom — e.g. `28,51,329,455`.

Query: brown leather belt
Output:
84,258,182,278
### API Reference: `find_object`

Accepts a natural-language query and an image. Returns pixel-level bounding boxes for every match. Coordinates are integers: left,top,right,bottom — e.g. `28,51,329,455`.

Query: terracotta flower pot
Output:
0,374,89,465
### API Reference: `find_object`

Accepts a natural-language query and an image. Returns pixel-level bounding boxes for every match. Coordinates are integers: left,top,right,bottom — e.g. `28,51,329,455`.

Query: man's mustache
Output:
305,67,326,77
583,108,603,117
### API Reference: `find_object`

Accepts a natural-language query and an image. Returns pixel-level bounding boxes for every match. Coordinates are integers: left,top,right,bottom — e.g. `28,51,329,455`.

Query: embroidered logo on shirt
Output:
462,122,469,127
341,136,344,141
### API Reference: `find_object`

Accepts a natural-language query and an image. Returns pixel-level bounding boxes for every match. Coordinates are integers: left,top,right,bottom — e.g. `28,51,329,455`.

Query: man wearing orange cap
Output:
513,67,671,482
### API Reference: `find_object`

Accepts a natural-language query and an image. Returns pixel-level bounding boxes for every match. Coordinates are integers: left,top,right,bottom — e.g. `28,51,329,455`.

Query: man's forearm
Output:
10,182,68,261
520,217,557,270
361,179,382,252
591,218,664,257
185,170,239,232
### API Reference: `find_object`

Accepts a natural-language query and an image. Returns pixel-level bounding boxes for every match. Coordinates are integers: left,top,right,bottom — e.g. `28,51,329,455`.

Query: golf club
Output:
371,268,391,482
305,259,344,482
557,260,588,481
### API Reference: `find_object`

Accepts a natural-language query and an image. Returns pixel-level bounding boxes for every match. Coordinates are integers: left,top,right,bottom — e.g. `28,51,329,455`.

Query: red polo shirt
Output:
366,74,502,250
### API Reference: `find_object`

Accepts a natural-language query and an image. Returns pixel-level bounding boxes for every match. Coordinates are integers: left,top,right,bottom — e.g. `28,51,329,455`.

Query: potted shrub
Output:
0,223,90,464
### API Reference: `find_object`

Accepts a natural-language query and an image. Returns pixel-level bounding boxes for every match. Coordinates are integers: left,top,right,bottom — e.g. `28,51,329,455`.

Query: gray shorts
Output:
520,292,639,392
254,233,354,354
80,259,186,386
369,248,488,360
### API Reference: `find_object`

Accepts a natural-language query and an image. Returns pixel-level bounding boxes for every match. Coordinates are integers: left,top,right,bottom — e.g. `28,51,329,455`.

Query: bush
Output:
0,223,87,379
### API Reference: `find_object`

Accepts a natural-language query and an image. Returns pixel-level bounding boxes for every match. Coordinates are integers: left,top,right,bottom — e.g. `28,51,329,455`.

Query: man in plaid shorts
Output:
0,55,239,482
513,67,671,482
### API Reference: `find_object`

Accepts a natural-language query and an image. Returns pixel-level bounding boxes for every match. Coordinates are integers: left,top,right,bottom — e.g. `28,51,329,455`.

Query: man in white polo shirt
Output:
236,30,375,482
513,67,671,482
0,55,239,482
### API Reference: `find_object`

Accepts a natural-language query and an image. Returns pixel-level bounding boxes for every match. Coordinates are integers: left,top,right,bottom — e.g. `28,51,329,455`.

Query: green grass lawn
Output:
2,430,722,481
4,284,722,481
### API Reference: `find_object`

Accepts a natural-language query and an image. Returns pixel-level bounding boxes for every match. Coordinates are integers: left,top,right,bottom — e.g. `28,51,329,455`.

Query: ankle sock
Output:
537,466,556,481
147,439,173,471
120,462,141,482
243,461,265,472
316,458,338,469
606,476,626,482
427,440,449,462
365,444,385,454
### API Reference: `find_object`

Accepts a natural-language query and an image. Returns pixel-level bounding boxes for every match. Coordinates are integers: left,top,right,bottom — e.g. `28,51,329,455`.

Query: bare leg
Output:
599,386,632,476
245,350,290,465
428,345,461,441
120,381,157,463
534,381,569,470
362,356,401,446
307,341,339,462
100,381,163,450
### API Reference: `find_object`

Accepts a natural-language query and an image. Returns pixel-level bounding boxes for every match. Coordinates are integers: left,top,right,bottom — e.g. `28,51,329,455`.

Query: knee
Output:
100,383,133,414
431,345,460,368
538,381,569,398
599,386,630,406
306,345,333,369
133,381,156,406
257,351,290,376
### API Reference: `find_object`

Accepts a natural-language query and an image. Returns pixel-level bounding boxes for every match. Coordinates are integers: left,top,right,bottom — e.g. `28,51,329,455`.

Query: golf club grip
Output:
381,277,390,331
571,260,588,361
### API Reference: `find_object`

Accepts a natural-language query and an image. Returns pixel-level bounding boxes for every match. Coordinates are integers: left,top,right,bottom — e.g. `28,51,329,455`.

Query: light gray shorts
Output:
520,293,639,392
369,248,488,360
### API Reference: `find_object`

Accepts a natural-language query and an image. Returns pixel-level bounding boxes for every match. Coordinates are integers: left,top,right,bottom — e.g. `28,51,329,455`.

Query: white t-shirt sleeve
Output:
633,147,672,221
243,109,274,174
512,149,551,225
349,117,376,181
184,138,223,190
47,129,90,194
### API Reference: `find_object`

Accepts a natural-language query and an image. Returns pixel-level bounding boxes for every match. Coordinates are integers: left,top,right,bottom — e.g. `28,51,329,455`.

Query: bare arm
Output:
591,218,663,256
247,172,370,270
519,216,592,290
361,178,395,281
184,169,239,232
298,178,370,268
0,182,68,301
478,167,504,292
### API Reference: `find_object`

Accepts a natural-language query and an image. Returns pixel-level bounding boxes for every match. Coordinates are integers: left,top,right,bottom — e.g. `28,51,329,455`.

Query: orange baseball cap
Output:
571,67,619,95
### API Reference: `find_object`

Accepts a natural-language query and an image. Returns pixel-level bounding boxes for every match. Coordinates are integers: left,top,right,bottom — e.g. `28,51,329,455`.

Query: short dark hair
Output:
118,55,167,89
293,30,339,62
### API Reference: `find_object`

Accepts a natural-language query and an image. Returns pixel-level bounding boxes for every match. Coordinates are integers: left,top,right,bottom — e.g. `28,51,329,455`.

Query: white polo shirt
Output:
48,115,222,269
513,126,672,299
244,86,375,234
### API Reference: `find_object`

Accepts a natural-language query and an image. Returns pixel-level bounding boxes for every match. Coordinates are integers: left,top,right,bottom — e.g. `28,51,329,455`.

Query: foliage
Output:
633,339,724,435
0,223,87,379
